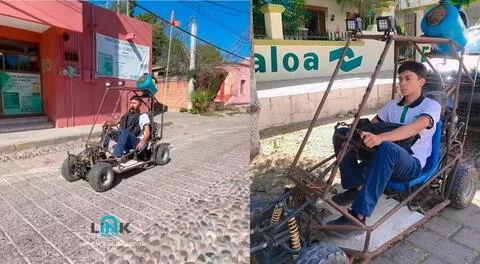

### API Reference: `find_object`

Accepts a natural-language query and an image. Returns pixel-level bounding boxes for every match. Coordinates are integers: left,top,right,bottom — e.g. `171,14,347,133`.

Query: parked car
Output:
423,25,480,126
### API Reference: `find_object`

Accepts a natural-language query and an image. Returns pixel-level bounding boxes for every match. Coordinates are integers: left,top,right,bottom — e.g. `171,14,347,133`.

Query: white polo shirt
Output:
376,96,441,168
138,113,151,140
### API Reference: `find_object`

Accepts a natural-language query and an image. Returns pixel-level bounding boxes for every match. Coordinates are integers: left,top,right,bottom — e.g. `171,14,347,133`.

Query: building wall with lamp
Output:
255,2,397,130
0,1,152,128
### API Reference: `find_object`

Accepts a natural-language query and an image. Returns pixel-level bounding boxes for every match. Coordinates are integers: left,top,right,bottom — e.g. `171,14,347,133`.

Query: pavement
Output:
0,112,251,264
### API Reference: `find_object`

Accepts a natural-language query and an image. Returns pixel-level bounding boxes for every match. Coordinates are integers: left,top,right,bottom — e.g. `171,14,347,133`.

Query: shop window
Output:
0,54,39,72
5,54,17,70
18,55,30,71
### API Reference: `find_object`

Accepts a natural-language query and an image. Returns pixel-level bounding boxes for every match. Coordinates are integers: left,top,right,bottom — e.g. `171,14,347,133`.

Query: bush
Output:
188,108,199,114
179,107,188,113
191,90,216,113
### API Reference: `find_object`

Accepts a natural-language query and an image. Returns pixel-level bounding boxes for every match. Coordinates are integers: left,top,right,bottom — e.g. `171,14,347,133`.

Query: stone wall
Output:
258,83,393,130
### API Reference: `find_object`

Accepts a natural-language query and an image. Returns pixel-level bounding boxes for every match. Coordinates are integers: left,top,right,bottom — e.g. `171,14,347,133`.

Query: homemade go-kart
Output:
61,73,170,192
251,1,478,263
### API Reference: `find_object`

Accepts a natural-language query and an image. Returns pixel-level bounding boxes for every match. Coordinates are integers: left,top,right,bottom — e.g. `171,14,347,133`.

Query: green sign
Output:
97,52,114,77
0,72,42,115
329,47,363,72
254,46,363,74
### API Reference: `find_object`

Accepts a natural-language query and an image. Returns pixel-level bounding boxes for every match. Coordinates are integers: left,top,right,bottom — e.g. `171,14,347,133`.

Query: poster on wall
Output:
96,33,150,80
0,72,42,115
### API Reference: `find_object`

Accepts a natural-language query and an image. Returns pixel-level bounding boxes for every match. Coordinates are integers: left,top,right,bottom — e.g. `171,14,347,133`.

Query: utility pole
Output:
116,0,120,13
126,0,129,16
187,20,197,110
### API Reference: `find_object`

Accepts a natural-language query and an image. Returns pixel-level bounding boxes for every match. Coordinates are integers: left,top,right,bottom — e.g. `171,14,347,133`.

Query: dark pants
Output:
103,129,140,157
333,128,422,217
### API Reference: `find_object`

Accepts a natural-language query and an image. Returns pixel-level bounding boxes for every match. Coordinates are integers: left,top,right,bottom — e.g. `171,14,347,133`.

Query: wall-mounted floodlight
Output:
118,80,125,86
376,16,396,34
346,17,364,35
105,82,111,87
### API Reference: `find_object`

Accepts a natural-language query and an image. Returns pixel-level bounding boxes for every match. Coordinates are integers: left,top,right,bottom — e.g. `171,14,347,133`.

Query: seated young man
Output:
103,95,151,157
328,61,441,235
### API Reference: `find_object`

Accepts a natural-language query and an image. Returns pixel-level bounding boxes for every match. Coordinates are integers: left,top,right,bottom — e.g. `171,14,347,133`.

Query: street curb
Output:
0,131,103,154
0,121,174,155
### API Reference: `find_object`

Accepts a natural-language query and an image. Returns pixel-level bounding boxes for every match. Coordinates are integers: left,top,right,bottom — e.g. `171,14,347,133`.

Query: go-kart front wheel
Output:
61,156,81,182
155,144,170,166
88,162,115,192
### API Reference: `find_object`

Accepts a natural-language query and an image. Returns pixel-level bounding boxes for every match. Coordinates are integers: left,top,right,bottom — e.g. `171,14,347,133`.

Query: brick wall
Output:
155,79,189,112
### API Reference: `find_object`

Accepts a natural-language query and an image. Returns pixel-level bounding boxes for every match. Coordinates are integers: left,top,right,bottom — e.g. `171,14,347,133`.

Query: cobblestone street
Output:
251,116,480,264
0,113,250,264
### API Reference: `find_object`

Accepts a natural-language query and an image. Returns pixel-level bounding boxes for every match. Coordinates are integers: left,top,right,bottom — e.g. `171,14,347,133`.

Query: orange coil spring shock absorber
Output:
270,205,282,225
288,217,302,258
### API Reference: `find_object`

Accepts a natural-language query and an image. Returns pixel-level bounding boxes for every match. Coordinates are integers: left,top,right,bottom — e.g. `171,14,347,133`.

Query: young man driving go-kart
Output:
102,95,151,157
328,61,442,236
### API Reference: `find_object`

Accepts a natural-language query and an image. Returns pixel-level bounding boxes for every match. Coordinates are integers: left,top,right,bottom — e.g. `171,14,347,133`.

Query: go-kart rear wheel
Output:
294,242,349,264
155,144,170,166
87,162,115,192
449,164,478,209
61,156,80,182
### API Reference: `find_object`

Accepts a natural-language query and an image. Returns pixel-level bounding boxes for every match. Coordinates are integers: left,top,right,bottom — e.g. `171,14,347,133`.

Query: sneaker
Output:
332,188,359,205
326,209,366,237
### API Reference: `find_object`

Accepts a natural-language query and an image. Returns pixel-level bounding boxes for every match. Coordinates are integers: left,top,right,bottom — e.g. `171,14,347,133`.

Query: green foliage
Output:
450,0,478,7
107,0,136,17
191,90,214,113
252,0,311,36
136,13,188,76
396,24,406,35
252,0,266,35
281,0,312,36
196,44,224,69
179,107,188,112
272,140,280,150
192,68,228,97
188,108,199,114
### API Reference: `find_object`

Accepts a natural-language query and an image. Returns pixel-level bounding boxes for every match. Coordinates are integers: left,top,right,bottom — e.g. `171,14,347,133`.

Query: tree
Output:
136,13,167,66
107,0,136,17
253,0,311,36
136,13,189,75
195,44,224,70
450,0,479,7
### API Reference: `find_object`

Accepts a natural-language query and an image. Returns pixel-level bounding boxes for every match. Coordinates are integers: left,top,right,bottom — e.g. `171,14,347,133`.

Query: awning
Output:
0,1,83,33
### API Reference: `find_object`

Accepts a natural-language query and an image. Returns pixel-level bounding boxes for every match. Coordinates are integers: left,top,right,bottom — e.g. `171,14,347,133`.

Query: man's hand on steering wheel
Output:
360,131,384,148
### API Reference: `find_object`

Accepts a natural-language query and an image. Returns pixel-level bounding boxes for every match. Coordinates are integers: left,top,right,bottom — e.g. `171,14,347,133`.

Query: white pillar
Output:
187,21,197,110
260,4,286,40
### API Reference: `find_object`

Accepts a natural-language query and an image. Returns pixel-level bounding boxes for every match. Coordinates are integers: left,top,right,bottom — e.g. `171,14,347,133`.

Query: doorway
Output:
305,6,328,40
0,37,42,117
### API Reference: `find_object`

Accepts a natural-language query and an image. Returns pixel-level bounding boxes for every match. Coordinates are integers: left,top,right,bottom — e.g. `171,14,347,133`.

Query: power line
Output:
132,1,248,61
199,4,248,18
205,0,250,15
179,0,249,42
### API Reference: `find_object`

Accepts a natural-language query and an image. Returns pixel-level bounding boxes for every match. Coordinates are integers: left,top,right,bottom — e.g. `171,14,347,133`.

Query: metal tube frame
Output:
86,86,164,145
283,33,471,262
